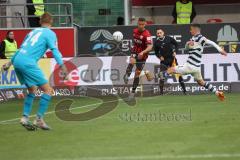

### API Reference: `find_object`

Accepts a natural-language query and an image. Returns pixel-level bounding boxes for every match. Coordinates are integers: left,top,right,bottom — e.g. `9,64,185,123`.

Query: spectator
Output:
172,0,196,24
26,0,45,27
0,31,18,59
117,16,124,25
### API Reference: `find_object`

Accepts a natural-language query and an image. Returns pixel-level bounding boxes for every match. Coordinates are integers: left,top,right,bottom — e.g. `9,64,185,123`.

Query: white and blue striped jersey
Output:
186,34,222,67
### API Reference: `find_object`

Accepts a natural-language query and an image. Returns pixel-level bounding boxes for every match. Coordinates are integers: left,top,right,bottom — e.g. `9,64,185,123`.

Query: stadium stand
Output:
46,0,124,26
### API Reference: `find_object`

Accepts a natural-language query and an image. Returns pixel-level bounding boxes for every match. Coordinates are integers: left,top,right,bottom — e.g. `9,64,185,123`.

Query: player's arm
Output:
47,32,68,79
170,36,178,57
143,32,153,54
204,38,227,56
154,41,164,61
138,44,153,60
185,39,194,50
154,41,160,58
138,43,152,60
138,34,153,59
143,44,153,54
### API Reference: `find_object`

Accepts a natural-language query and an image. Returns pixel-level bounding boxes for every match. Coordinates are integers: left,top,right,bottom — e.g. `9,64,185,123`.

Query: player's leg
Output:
159,63,169,95
37,83,53,119
128,69,141,101
178,76,187,94
34,83,53,130
157,64,183,88
157,63,179,79
167,63,191,76
20,86,38,131
22,86,37,117
194,72,225,101
159,79,164,95
123,54,136,84
21,64,52,130
197,79,225,101
128,60,145,101
173,58,187,94
132,69,141,93
14,67,37,130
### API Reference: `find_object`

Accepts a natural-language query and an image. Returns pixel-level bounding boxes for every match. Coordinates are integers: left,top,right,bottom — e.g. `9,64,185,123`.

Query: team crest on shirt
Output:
140,35,143,39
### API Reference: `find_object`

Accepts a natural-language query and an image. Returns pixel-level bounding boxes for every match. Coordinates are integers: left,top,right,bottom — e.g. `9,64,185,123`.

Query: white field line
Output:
0,95,225,125
0,98,123,124
44,153,240,160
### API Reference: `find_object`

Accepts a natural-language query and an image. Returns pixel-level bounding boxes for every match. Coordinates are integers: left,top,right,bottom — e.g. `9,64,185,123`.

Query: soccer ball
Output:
113,31,123,42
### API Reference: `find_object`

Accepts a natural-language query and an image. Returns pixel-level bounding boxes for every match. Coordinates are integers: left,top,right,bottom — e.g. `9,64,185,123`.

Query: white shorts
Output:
174,63,203,80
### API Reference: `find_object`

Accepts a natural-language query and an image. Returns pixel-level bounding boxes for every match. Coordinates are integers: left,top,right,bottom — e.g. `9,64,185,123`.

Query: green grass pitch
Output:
0,93,240,160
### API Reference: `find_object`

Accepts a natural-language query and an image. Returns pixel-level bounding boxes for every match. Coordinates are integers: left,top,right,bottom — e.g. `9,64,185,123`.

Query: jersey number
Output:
23,32,42,46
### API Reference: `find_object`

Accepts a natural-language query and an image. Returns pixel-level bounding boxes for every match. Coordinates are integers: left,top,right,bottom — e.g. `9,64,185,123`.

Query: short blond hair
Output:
40,12,53,25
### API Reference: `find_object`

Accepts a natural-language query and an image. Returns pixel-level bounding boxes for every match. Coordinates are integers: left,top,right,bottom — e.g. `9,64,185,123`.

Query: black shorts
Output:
131,53,146,71
161,58,178,68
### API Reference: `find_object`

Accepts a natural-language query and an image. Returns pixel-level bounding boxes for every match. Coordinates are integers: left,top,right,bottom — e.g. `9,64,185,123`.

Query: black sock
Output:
159,79,164,94
132,77,140,93
179,76,187,93
204,82,217,94
125,64,134,77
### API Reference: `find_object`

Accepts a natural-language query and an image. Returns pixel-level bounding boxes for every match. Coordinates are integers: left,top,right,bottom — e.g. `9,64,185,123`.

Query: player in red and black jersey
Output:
123,17,153,101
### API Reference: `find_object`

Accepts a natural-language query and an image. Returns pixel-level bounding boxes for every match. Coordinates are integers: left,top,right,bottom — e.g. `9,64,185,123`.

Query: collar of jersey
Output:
194,34,201,38
157,36,165,41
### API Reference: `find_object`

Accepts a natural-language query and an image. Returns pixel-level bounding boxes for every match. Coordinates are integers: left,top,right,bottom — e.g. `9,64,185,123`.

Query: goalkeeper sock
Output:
204,82,217,94
37,94,52,118
23,93,35,117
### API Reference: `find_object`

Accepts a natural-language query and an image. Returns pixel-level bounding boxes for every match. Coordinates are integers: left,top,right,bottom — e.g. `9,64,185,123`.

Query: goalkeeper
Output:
1,12,68,131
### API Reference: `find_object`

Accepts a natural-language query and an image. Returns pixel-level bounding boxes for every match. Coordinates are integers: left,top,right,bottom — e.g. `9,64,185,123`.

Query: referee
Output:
154,28,187,95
